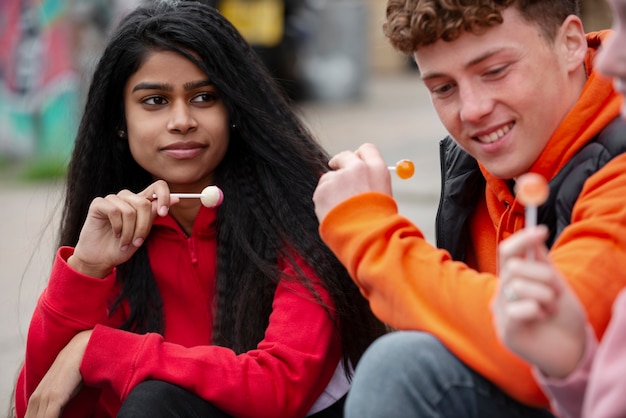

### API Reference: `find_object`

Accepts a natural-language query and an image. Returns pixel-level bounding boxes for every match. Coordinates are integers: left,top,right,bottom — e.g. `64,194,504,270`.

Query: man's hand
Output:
313,143,392,222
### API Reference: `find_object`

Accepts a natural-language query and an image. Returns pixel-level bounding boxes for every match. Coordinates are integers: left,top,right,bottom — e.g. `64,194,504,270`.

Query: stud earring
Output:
117,129,127,139
231,124,236,129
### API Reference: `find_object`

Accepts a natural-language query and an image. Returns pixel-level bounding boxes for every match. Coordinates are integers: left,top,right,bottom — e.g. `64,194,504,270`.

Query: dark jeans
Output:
344,331,556,418
117,379,346,418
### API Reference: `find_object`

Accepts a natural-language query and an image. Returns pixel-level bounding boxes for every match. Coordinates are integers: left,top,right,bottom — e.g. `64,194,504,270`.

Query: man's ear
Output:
558,15,588,72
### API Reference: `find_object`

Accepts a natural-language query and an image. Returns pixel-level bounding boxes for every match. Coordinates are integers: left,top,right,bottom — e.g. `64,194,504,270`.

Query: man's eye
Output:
431,83,455,96
485,65,508,77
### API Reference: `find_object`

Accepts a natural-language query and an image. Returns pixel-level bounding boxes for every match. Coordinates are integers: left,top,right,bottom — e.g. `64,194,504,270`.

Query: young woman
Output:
13,1,386,417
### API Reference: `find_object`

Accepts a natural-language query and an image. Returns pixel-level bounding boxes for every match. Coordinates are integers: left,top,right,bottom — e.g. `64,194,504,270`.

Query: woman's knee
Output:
118,380,230,418
118,381,179,417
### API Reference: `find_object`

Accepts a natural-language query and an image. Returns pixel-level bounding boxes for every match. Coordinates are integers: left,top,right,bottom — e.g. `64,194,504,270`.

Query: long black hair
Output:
58,0,386,377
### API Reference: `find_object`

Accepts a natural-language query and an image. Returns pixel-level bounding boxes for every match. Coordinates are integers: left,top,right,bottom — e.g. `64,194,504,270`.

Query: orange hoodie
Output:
319,31,626,407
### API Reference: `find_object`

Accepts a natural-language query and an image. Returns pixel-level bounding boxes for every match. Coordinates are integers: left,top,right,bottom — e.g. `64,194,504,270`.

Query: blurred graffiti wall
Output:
0,0,80,162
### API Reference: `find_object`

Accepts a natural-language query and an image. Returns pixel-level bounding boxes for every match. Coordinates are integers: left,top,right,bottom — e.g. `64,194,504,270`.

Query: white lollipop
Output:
152,185,224,208
198,185,224,208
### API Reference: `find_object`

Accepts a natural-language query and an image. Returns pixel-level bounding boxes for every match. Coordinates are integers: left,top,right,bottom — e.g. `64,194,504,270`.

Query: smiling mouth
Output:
475,123,514,144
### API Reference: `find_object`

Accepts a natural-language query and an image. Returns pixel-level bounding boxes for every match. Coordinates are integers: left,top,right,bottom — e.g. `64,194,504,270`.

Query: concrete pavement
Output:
0,70,447,413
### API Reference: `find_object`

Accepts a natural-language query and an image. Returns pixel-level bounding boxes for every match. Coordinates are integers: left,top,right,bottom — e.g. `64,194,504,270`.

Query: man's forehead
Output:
414,9,542,77
418,47,511,81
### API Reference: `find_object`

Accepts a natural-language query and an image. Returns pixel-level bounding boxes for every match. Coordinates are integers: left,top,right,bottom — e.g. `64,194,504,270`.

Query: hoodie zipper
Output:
187,236,198,265
435,139,447,249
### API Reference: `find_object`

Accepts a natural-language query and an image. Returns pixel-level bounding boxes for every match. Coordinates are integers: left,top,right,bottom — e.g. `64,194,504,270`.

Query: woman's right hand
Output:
492,225,588,378
68,180,175,278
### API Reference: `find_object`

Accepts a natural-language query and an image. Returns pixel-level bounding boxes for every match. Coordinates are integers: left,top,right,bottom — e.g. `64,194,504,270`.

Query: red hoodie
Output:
16,205,342,417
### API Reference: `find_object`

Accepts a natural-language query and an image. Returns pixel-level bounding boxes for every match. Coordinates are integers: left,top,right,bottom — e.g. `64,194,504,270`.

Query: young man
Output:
313,0,626,416
493,0,626,416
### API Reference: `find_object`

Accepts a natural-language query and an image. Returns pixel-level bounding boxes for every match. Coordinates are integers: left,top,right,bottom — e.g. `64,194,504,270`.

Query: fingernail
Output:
133,238,144,247
120,245,129,252
159,206,169,216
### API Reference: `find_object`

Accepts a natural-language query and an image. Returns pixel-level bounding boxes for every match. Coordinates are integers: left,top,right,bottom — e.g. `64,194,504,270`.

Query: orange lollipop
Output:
516,173,548,258
388,159,415,180
516,172,549,208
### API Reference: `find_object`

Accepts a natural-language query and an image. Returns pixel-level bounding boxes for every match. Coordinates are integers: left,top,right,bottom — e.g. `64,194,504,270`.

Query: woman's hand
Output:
68,180,175,278
25,330,93,418
492,225,587,378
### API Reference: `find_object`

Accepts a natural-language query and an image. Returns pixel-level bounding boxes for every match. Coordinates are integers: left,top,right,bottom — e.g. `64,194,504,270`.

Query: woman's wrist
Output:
67,254,113,279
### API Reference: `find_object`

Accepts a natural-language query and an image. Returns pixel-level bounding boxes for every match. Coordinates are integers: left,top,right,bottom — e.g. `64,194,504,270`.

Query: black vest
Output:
435,117,626,261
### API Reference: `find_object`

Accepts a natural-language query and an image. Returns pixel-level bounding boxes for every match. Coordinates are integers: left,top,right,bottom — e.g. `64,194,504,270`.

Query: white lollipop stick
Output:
515,173,549,259
169,193,203,198
525,205,538,229
152,185,224,208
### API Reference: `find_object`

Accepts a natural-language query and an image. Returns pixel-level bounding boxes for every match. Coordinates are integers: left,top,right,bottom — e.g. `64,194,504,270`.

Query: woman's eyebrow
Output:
132,82,172,92
184,79,213,90
131,80,212,92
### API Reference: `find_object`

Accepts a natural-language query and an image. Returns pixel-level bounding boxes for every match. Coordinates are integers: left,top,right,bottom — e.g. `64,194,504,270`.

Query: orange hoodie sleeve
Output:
319,192,548,406
320,152,626,408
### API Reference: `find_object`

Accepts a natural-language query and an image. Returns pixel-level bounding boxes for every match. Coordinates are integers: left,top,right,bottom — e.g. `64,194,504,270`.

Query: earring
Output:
231,124,236,129
117,129,127,139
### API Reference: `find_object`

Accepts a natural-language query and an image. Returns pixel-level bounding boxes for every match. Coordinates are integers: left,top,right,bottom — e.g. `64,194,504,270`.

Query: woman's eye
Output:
143,96,167,105
192,92,217,103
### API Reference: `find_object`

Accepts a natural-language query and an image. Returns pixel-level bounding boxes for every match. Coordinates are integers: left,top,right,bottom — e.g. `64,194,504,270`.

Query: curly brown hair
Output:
384,0,580,54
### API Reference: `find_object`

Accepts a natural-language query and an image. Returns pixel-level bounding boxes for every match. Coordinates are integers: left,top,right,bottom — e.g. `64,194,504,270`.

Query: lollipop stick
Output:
169,193,203,199
525,206,538,259
151,185,223,208
515,173,549,260
151,192,203,199
525,205,537,229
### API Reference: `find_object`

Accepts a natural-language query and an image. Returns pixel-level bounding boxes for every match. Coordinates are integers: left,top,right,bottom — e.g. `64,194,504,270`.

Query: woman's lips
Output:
161,142,206,159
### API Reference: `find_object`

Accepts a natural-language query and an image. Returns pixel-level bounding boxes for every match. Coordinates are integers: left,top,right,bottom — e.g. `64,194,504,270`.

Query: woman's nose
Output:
167,102,198,133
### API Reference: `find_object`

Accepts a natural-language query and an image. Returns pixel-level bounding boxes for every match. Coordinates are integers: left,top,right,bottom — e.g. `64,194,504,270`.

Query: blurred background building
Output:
0,0,613,176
